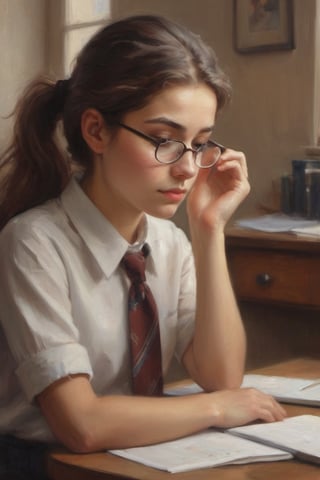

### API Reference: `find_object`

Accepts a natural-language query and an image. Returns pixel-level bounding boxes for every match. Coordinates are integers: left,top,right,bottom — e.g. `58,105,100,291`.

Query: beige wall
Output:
0,0,48,149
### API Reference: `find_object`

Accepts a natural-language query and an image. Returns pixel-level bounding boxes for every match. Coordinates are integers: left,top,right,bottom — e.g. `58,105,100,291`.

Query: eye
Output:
193,141,210,151
154,136,171,145
148,128,174,144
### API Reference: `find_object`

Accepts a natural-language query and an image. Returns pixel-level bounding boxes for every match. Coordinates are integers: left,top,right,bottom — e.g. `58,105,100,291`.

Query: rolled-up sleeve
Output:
16,344,92,402
0,222,93,402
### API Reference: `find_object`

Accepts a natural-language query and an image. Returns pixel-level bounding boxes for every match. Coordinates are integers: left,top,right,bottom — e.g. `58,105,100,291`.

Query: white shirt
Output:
0,177,195,442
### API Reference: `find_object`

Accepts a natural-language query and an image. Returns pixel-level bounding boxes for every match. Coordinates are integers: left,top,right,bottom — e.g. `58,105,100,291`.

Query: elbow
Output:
71,437,97,454
51,419,103,454
61,428,100,454
202,370,244,392
216,370,244,390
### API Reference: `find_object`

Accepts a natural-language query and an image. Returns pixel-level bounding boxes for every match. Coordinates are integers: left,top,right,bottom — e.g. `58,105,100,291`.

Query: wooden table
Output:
47,357,320,479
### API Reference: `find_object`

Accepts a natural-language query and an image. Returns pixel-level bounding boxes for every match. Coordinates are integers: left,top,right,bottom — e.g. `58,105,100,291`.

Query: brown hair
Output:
0,14,231,229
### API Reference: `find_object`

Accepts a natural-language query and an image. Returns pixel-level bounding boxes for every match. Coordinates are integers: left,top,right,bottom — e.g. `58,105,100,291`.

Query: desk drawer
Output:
227,248,320,308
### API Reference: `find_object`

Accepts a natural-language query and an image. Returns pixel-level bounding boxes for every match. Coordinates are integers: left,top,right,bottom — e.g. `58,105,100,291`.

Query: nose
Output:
170,150,198,179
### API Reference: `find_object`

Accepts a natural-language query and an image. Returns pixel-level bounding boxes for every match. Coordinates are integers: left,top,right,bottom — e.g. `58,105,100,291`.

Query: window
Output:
63,0,112,75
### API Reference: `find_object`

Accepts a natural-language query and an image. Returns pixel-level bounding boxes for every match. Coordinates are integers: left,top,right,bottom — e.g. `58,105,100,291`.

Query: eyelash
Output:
153,135,210,147
154,136,169,143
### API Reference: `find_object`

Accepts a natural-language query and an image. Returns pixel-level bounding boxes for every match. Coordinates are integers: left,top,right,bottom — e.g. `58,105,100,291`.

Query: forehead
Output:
125,83,218,129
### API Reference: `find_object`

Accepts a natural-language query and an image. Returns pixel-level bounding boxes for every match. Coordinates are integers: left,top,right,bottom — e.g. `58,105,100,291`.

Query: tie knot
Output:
122,250,146,284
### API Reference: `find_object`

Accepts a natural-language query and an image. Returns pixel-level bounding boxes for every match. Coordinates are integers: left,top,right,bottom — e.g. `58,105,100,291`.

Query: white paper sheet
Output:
235,213,319,233
109,429,291,473
229,415,320,462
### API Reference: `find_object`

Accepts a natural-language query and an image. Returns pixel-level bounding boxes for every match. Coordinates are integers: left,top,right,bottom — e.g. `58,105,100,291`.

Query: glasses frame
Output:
116,122,226,169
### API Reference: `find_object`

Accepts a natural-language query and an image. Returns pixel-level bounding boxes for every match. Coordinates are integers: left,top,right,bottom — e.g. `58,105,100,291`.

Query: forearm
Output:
85,394,214,450
186,226,246,391
39,377,215,452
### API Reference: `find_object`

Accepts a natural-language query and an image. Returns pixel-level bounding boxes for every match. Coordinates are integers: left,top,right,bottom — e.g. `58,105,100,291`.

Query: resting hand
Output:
187,148,250,233
208,388,287,428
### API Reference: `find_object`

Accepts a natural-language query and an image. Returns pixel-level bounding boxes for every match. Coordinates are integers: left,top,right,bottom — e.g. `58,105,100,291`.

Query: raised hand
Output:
187,148,250,234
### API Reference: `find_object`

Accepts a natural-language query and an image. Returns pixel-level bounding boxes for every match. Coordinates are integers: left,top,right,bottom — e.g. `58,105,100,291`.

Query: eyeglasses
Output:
117,122,226,168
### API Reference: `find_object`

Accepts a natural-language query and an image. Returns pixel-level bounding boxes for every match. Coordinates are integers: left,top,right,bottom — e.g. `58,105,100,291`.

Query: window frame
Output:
48,0,112,77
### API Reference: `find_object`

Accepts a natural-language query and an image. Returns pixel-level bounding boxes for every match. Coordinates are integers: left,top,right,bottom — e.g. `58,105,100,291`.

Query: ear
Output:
81,108,110,154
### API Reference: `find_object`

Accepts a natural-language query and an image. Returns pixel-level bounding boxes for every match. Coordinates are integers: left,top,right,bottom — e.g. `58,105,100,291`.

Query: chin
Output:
145,205,180,220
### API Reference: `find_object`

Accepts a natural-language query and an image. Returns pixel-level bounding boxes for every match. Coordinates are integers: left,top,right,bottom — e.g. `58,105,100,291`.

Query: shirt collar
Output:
60,177,151,278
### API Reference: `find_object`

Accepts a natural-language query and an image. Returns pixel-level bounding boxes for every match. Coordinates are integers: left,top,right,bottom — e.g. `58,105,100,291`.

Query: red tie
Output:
121,244,163,396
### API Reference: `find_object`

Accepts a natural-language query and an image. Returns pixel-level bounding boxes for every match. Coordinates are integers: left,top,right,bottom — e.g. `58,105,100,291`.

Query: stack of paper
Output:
235,213,320,236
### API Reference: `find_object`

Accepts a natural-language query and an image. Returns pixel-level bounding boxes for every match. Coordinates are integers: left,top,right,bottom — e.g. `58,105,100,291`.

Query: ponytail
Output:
0,77,72,230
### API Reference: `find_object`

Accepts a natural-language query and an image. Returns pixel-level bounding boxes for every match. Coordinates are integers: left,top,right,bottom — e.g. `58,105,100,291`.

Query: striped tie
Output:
121,244,163,396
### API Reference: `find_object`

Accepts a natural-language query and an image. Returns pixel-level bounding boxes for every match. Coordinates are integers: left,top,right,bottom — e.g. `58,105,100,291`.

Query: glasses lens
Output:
156,141,184,164
197,144,221,168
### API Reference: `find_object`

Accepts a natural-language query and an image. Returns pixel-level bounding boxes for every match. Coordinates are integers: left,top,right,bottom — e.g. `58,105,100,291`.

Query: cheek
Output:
116,138,153,168
107,142,161,191
114,141,163,178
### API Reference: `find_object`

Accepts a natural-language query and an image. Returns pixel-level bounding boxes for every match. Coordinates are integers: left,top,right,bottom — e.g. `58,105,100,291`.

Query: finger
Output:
258,409,280,423
243,389,286,421
261,407,286,422
272,400,287,421
219,151,248,178
215,161,250,196
257,395,287,422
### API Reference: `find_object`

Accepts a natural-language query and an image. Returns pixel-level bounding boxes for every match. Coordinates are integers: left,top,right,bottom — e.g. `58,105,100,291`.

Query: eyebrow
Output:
144,117,214,134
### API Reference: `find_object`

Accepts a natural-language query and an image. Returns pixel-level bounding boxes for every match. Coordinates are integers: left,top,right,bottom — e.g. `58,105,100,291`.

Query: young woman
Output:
0,14,285,479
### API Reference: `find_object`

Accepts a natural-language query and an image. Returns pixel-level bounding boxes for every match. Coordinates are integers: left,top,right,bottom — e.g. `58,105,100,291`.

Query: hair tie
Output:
53,78,70,111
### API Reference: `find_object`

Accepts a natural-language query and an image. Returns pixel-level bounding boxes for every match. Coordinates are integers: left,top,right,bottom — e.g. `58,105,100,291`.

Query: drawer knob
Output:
256,273,273,286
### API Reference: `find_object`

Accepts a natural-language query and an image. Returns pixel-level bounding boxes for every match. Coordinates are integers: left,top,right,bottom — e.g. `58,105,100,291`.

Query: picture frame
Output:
233,0,295,54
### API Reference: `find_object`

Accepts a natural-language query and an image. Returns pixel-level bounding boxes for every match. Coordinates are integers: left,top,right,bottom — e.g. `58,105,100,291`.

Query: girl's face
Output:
84,83,218,241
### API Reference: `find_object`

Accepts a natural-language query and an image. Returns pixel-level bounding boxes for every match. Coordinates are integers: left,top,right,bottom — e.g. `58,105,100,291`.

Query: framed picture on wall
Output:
233,0,295,53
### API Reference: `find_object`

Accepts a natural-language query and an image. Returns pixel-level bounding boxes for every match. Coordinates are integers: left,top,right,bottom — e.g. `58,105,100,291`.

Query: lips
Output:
159,188,186,195
158,188,186,202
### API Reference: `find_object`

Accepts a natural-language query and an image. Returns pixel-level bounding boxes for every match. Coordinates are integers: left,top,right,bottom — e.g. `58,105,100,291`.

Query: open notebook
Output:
228,415,320,465
109,428,291,473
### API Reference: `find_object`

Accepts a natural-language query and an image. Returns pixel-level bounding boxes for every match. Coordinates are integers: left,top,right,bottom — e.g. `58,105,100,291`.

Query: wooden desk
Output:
48,358,320,480
226,227,320,308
